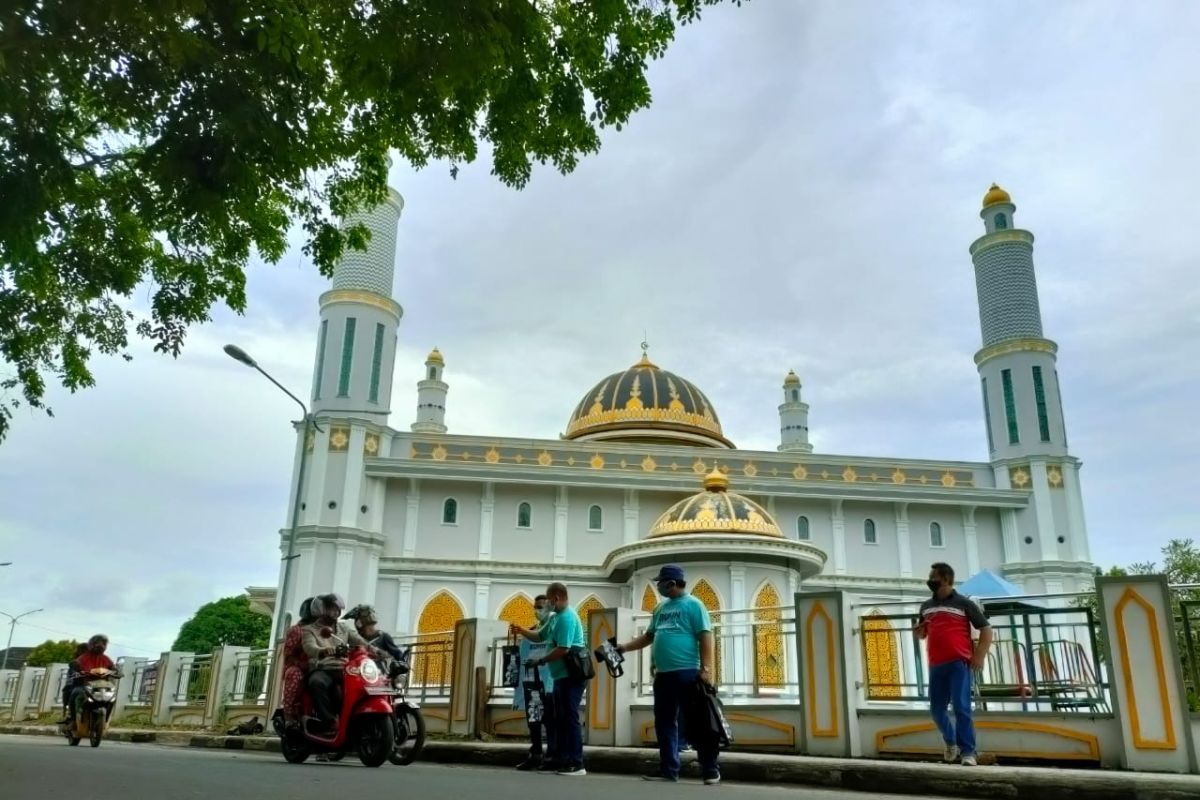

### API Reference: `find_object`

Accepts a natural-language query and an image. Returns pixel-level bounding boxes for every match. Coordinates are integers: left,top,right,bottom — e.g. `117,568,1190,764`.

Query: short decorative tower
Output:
970,184,1091,589
777,370,813,453
412,348,448,433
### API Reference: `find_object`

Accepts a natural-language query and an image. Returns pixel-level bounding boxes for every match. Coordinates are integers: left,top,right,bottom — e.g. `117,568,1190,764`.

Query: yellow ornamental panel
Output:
577,595,605,641
691,579,723,685
498,594,537,630
641,585,659,613
414,591,465,687
754,584,785,689
862,615,902,699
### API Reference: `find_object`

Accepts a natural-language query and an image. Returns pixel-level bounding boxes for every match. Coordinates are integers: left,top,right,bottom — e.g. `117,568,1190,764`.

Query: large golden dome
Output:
564,354,732,448
982,183,1012,208
648,468,783,538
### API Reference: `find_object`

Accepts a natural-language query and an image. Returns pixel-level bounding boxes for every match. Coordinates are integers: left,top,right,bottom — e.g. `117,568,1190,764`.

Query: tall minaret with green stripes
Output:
311,188,405,424
971,184,1091,585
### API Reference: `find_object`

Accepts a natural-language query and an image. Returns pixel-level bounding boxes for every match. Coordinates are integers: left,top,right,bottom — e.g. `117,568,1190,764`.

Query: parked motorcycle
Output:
386,646,426,766
59,667,120,748
272,646,395,767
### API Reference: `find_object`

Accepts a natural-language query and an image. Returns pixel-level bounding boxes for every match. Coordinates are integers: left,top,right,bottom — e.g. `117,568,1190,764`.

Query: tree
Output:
173,596,271,653
0,0,737,441
25,639,81,667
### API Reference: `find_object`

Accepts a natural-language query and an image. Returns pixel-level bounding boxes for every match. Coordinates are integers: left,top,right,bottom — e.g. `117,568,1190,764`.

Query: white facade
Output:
270,183,1095,636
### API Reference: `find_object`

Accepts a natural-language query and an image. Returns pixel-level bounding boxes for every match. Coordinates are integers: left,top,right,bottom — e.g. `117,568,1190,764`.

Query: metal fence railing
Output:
229,650,272,705
857,604,1110,713
1175,598,1200,712
174,654,213,704
396,631,454,702
27,671,45,708
630,605,798,698
1,672,17,705
126,660,158,705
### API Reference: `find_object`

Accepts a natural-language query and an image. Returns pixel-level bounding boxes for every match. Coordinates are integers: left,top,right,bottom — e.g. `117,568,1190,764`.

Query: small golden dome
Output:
426,347,444,365
982,183,1011,208
784,370,801,386
648,470,783,538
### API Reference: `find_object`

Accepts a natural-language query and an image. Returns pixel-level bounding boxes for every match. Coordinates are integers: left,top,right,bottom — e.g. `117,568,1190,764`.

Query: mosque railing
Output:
631,605,799,699
855,595,1110,713
27,670,45,708
125,659,157,705
229,650,272,705
1,672,18,706
174,653,213,705
1170,586,1200,713
394,631,454,701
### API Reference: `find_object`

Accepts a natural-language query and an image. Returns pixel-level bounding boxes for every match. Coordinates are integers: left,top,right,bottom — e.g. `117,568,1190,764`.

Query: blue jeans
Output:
929,659,975,755
552,677,585,769
654,669,719,779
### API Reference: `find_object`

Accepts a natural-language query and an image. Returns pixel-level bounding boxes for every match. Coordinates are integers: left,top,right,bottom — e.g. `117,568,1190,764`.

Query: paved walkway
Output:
3,724,1199,799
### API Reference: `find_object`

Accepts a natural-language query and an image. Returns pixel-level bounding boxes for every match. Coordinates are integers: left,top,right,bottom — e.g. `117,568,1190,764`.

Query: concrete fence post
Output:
794,590,859,757
151,652,188,726
585,607,637,747
447,618,508,737
12,666,45,721
1096,575,1197,773
40,663,69,715
205,645,248,728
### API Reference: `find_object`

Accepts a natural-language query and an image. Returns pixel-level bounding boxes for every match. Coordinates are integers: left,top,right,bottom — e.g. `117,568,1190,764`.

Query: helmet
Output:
344,605,378,625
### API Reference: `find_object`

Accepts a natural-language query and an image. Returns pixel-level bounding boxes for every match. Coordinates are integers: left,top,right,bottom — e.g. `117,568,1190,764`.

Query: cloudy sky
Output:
2,1,1198,659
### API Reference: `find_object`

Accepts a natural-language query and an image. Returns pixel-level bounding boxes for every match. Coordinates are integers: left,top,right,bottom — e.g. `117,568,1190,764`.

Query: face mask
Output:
535,607,549,622
657,581,674,597
926,580,942,594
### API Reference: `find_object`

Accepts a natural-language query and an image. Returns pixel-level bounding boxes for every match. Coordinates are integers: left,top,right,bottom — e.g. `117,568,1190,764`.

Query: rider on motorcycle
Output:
302,594,370,734
65,635,118,725
344,605,404,661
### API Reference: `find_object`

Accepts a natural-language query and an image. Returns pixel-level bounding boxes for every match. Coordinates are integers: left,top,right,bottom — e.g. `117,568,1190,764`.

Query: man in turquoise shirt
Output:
617,565,719,784
512,582,587,776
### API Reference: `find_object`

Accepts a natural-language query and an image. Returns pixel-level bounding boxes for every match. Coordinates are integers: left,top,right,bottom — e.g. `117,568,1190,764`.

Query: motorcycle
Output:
59,668,120,748
386,645,426,766
273,645,395,767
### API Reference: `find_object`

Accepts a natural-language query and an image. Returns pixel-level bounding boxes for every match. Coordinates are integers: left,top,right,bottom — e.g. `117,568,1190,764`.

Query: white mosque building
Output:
262,182,1094,658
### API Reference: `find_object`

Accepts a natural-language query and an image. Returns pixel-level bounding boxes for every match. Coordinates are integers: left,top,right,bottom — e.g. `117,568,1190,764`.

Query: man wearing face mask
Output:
615,565,719,785
916,562,993,767
511,594,557,771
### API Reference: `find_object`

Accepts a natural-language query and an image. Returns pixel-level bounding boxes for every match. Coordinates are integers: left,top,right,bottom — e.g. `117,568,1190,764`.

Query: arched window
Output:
863,612,902,699
442,498,458,525
497,593,537,630
641,585,658,612
588,504,603,531
516,502,532,528
864,518,877,544
930,521,944,548
754,583,785,688
791,389,799,402
414,590,465,685
796,515,810,540
428,367,437,380
994,213,1008,230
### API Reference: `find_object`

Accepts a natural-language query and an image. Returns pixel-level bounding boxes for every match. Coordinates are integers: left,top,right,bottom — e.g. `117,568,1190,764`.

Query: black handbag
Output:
564,645,596,682
500,632,521,688
684,679,734,749
522,663,547,724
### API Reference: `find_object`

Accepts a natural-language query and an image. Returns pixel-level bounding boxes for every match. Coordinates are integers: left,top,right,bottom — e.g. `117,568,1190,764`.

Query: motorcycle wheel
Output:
357,715,394,768
388,707,426,766
281,731,310,764
89,709,105,748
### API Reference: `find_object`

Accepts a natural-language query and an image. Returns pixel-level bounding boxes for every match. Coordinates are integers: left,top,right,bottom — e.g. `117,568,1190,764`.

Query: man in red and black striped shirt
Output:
916,562,992,766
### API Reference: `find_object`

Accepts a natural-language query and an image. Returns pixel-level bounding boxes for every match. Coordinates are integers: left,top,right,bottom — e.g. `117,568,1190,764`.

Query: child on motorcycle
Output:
344,605,404,662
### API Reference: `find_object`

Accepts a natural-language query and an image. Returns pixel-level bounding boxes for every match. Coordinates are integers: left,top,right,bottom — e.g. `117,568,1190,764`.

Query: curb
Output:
4,725,1199,799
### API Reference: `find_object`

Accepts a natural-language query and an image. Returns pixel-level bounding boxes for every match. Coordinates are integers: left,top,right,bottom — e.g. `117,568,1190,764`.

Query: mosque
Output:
260,183,1095,669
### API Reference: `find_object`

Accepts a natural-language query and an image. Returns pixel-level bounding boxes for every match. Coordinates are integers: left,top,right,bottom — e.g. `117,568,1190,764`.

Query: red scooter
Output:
274,647,395,767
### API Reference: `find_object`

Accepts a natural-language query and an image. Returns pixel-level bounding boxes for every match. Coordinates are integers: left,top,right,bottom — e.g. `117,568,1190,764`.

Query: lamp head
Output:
223,344,257,368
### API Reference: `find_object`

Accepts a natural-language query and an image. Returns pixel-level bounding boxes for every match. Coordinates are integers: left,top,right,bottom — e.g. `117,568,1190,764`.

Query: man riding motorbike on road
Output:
301,594,370,735
66,635,118,725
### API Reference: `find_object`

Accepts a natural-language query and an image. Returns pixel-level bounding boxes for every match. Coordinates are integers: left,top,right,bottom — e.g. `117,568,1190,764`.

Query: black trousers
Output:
307,670,340,723
527,691,557,761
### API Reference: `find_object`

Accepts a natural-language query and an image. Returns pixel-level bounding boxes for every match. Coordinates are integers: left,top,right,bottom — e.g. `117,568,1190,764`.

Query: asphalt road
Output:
0,735,962,799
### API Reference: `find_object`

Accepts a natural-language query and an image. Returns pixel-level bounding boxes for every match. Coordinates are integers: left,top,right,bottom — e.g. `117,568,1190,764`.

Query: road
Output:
0,735,962,799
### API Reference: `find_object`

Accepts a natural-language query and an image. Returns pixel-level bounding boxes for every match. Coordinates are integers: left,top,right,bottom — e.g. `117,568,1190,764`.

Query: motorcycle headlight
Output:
361,659,380,684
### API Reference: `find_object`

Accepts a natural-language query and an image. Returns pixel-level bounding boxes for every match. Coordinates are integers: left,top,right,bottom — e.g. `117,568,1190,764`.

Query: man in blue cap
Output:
616,565,719,785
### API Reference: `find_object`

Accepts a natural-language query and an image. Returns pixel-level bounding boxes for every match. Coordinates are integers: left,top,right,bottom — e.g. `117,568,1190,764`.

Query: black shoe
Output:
516,759,541,772
642,771,678,782
536,762,559,773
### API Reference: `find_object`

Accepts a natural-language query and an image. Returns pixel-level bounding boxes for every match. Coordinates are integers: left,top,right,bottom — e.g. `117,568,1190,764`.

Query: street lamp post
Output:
1,609,43,671
224,344,320,645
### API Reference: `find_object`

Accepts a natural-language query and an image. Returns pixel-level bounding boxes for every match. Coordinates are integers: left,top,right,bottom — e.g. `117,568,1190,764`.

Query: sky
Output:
2,1,1198,660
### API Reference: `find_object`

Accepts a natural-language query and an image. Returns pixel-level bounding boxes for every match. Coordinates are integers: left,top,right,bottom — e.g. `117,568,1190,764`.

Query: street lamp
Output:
224,343,320,644
1,609,43,671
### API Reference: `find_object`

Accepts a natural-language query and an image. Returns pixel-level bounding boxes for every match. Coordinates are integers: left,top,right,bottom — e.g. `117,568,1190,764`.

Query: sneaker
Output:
642,772,679,782
943,743,960,763
556,765,587,776
516,760,541,772
703,774,722,786
961,753,977,767
536,762,559,773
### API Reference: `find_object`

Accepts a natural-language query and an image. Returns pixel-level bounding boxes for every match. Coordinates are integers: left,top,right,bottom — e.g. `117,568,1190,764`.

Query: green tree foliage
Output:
25,639,81,667
172,596,271,653
0,0,736,441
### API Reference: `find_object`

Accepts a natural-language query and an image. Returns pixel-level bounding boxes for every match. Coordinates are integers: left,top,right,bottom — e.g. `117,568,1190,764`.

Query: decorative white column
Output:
303,426,331,526
363,551,380,605
830,499,847,575
1061,462,1091,562
338,427,367,527
395,577,415,634
295,543,317,609
622,489,639,545
785,571,800,690
962,506,980,577
477,482,495,561
620,583,634,608
553,486,569,564
1000,508,1021,564
402,478,420,558
332,545,354,600
729,565,748,693
474,578,491,618
1029,460,1060,561
894,503,912,578
766,495,777,518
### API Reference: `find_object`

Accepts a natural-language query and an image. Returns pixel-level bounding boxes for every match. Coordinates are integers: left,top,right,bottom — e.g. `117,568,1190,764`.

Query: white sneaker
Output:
943,744,960,763
961,754,977,767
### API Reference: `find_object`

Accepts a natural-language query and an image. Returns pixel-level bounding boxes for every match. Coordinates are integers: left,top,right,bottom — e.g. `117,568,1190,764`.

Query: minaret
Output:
970,184,1091,586
310,188,405,424
412,348,448,433
777,370,813,453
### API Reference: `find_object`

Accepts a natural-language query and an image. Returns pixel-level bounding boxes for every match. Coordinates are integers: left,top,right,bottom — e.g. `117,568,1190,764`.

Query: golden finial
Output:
982,183,1011,209
636,337,656,368
703,463,729,492
784,370,801,386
